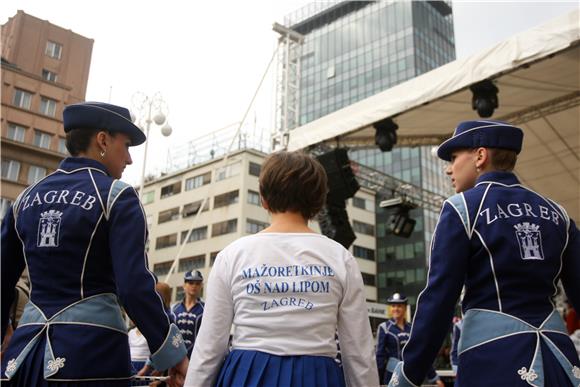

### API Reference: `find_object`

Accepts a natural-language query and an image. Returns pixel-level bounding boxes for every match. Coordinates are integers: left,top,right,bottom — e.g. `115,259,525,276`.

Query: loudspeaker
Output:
318,204,357,248
316,148,360,205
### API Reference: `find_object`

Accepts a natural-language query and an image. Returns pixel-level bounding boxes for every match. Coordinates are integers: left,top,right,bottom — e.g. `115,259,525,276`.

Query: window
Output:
27,165,47,184
45,41,62,59
361,273,376,286
353,220,375,236
33,130,52,149
180,226,208,243
210,251,220,266
182,199,209,217
12,89,32,109
185,172,211,190
160,181,181,199
247,190,261,206
215,161,241,181
1,160,21,181
212,218,238,237
214,190,239,209
0,198,13,222
158,207,180,224
142,191,155,205
58,138,68,154
178,254,205,272
353,245,375,261
175,287,184,301
248,162,261,177
153,261,172,276
40,97,57,117
155,233,177,249
42,69,58,82
246,218,269,234
7,123,26,142
352,196,368,210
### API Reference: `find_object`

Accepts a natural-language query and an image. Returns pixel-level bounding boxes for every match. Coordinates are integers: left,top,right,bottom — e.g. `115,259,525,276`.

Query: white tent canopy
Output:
288,9,579,219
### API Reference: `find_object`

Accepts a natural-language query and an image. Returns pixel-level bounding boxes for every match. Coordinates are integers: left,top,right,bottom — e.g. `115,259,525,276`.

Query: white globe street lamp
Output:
131,92,172,200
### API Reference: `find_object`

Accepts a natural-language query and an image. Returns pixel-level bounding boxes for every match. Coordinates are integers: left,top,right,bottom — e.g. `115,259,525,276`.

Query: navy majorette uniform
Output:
449,318,462,374
172,269,205,358
376,294,439,385
172,301,204,357
389,121,580,387
1,102,186,385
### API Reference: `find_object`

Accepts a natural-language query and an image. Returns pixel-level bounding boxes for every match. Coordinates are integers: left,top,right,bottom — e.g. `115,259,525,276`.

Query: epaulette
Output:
447,193,470,237
105,180,131,219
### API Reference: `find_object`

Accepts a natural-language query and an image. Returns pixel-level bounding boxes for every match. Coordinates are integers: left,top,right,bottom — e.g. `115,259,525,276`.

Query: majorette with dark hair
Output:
389,120,580,387
172,270,205,358
375,293,442,386
186,151,379,387
1,102,188,387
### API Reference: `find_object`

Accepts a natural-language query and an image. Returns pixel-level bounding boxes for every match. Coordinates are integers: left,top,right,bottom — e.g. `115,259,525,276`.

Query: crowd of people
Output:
1,102,579,387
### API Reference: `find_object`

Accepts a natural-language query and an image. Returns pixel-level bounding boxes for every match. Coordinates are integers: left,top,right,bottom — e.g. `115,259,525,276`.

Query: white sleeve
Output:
337,253,380,387
184,252,234,387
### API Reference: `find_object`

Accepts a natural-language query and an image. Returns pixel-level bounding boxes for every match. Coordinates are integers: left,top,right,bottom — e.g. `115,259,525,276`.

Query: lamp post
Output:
131,92,172,199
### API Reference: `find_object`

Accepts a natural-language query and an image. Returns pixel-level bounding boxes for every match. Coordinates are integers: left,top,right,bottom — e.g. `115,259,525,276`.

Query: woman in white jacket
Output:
185,151,378,387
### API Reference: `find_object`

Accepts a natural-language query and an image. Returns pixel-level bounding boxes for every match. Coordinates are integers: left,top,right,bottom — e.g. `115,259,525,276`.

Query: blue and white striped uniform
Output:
1,157,186,385
389,171,580,387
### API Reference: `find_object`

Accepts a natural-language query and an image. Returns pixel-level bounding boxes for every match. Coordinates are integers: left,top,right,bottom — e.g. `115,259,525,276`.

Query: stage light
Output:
388,210,416,238
380,197,417,238
374,117,398,152
470,80,499,118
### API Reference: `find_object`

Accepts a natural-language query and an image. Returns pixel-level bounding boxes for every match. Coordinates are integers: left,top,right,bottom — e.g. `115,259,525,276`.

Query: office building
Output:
281,1,456,305
1,11,93,219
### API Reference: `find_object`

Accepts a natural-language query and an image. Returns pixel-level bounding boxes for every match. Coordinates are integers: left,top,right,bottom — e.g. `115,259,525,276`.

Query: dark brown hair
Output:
259,151,328,220
65,128,115,156
155,282,172,309
488,148,517,171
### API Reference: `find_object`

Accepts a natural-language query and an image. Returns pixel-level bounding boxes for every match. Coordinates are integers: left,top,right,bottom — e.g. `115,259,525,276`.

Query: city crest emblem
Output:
514,222,544,260
37,210,63,247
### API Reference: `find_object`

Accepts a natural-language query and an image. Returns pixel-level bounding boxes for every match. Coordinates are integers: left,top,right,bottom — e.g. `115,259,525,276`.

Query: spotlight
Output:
389,210,416,238
470,80,499,118
374,118,398,152
380,197,417,238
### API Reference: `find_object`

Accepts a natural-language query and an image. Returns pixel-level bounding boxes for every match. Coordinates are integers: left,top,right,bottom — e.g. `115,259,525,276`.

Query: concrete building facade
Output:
1,11,93,218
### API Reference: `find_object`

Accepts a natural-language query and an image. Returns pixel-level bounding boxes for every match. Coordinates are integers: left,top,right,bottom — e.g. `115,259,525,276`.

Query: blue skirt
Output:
2,336,130,387
216,350,346,387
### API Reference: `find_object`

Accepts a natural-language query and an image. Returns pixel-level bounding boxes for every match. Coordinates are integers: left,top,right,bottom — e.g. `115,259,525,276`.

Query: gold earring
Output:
100,150,106,157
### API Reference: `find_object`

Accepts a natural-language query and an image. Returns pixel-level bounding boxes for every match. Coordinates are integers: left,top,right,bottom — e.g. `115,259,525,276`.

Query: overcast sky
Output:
1,1,578,185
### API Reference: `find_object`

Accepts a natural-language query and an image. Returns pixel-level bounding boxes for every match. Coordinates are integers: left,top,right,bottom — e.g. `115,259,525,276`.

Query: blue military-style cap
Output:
437,120,523,162
387,292,408,304
184,270,203,282
63,101,146,146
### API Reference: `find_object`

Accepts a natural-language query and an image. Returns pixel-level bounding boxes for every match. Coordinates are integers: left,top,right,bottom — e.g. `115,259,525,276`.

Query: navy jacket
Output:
376,319,438,385
172,300,204,357
392,172,580,386
1,157,186,382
